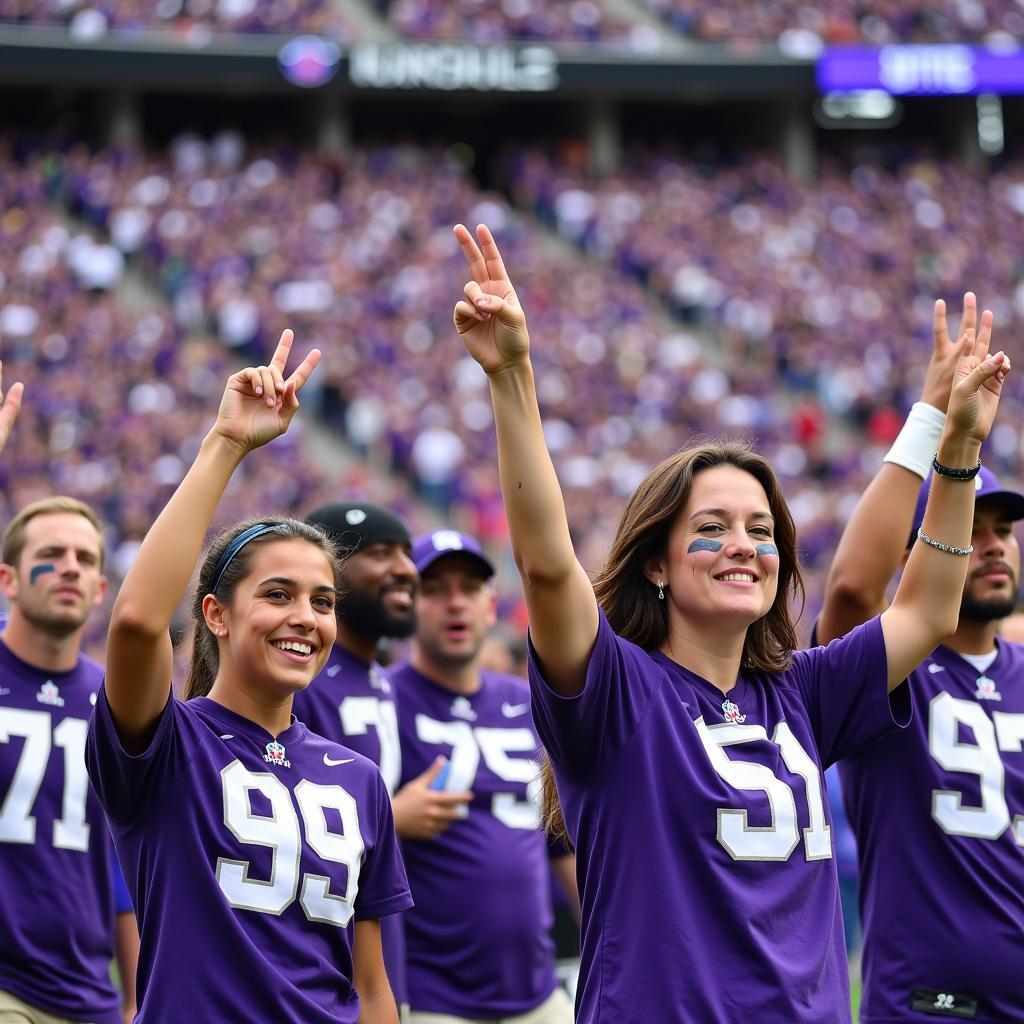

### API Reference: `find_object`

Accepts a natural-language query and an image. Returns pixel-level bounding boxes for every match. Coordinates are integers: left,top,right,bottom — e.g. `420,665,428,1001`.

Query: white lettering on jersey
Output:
697,718,832,863
216,761,364,926
929,693,1024,845
0,709,91,852
414,714,541,829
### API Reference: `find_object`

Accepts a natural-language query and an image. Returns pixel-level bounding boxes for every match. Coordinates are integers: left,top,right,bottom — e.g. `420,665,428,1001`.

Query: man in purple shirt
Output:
0,496,138,1024
819,293,1024,1022
293,503,472,1009
389,529,575,1024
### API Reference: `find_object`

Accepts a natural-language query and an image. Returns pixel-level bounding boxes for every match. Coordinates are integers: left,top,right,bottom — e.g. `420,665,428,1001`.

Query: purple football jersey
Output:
292,645,407,1004
86,689,412,1022
0,638,120,1023
529,607,909,1024
389,662,559,1019
840,640,1024,1022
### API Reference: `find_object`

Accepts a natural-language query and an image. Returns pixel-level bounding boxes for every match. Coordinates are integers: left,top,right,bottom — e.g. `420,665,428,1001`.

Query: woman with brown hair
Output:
85,331,411,1022
452,223,1009,1024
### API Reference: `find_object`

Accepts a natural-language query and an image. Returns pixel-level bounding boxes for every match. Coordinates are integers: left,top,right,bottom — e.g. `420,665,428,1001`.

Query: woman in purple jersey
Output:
451,223,1010,1024
86,331,412,1023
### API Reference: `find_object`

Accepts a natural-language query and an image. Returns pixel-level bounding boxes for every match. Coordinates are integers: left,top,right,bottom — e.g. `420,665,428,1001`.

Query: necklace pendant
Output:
722,698,746,724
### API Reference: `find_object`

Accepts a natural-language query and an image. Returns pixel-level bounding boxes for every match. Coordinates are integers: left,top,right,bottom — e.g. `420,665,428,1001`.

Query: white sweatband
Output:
882,402,947,479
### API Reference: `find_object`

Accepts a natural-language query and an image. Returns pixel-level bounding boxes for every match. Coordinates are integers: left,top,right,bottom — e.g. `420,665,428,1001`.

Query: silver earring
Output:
657,580,665,601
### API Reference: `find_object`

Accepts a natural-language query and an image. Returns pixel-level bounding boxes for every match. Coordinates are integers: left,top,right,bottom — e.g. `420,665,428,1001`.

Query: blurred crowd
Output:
1,0,1022,45
0,0,354,40
644,0,1024,45
5,130,1024,656
376,0,654,48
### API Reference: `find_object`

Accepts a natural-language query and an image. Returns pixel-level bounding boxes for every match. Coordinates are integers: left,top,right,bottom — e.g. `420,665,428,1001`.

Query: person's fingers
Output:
431,806,467,824
972,309,994,362
454,223,488,284
958,291,977,344
964,350,1007,393
476,223,511,283
258,366,277,407
933,299,948,349
454,299,483,332
432,790,473,806
0,380,23,420
285,348,322,393
237,367,263,396
462,281,489,322
419,756,447,784
474,293,522,327
269,328,295,373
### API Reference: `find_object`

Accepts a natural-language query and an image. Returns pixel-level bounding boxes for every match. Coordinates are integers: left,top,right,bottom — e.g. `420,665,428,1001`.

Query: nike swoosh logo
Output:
327,665,342,677
501,702,530,718
927,664,945,674
324,754,355,766
219,734,234,740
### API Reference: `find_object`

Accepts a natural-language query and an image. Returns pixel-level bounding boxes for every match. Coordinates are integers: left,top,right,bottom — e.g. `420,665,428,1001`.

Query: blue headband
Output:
209,523,287,595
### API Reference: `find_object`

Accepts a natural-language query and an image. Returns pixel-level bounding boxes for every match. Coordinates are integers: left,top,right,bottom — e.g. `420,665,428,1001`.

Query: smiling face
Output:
414,554,496,671
650,465,781,634
0,512,107,638
204,539,338,697
959,498,1022,622
334,541,418,641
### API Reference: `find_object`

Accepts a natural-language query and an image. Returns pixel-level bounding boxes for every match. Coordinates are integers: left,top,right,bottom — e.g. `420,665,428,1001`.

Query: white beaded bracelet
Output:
916,528,973,557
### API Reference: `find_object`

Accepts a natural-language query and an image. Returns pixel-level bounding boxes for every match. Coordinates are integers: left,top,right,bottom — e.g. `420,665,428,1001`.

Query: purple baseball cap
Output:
909,466,1024,547
412,529,495,578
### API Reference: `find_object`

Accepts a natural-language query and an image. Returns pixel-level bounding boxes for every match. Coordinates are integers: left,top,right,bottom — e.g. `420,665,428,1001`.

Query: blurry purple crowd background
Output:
0,0,356,41
4,130,1024,660
1,0,1022,45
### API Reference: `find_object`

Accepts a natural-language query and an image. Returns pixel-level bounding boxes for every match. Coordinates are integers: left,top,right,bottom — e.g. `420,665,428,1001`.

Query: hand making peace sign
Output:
922,291,977,412
213,329,321,454
945,307,1010,444
453,223,531,376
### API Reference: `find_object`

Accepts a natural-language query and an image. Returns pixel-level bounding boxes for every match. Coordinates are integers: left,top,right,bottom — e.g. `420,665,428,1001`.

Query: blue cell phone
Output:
429,758,451,791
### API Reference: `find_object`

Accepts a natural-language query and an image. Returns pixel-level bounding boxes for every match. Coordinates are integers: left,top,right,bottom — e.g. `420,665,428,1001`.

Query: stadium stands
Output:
642,0,1024,44
6,128,1024,649
0,0,355,39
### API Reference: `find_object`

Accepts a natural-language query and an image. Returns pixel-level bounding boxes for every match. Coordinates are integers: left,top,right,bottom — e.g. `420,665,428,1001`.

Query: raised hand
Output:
946,309,1010,444
213,329,321,453
0,361,24,454
453,223,530,375
923,292,976,411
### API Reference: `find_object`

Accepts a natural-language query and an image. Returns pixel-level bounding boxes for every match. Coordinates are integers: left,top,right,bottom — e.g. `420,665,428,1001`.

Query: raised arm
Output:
0,360,24,453
818,294,974,644
453,224,597,696
105,331,321,748
880,313,1009,690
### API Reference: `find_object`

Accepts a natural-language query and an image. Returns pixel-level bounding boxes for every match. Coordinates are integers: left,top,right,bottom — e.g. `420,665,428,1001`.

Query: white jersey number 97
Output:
929,693,1024,844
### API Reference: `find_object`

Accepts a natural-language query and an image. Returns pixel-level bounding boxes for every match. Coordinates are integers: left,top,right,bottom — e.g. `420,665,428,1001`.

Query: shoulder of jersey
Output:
303,729,378,773
481,669,530,696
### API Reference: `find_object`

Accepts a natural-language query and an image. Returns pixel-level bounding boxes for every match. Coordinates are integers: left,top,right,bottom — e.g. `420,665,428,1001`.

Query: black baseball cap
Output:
908,467,1024,548
305,502,411,555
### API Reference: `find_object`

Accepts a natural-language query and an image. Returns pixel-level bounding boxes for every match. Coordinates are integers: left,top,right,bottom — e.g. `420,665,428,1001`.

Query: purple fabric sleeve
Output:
85,684,191,825
527,605,665,779
354,774,414,921
789,615,911,767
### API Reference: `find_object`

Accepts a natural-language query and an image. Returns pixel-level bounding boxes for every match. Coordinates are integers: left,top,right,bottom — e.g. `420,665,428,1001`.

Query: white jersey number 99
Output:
217,761,364,926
